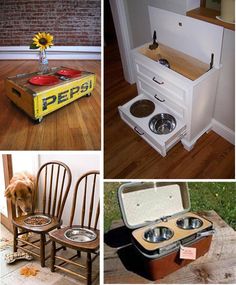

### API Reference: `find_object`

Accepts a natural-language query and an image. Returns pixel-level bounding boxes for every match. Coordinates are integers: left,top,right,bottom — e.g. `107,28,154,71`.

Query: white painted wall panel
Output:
148,0,187,15
148,6,223,67
213,29,235,131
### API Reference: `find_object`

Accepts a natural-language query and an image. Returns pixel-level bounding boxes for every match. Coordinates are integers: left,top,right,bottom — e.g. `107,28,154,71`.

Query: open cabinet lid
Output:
148,6,224,68
118,182,190,229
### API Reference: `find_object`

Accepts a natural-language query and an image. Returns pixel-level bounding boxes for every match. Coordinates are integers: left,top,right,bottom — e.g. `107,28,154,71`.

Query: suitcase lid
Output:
148,6,223,68
118,182,190,229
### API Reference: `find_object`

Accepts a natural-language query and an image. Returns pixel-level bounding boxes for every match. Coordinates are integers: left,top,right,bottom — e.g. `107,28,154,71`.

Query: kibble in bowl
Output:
24,215,51,226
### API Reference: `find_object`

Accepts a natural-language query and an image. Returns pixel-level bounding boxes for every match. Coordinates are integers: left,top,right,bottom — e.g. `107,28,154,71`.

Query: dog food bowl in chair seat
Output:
24,214,52,227
64,227,97,243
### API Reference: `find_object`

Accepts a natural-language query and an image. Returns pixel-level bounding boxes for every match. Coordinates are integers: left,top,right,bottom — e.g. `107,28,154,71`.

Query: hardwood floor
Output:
0,60,100,150
104,42,235,179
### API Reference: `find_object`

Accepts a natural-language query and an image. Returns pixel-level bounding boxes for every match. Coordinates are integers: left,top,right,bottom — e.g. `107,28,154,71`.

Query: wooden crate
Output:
5,66,96,123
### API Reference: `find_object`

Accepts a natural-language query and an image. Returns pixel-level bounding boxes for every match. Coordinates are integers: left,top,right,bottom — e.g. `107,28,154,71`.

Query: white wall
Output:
213,29,235,131
125,0,150,48
12,153,39,175
125,0,200,48
148,0,187,14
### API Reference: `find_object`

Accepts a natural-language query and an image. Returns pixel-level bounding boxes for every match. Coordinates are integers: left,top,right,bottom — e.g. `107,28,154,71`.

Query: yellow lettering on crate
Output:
41,79,93,111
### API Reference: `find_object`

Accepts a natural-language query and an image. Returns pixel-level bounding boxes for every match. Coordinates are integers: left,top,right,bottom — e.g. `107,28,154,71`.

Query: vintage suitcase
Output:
118,182,214,280
5,66,96,123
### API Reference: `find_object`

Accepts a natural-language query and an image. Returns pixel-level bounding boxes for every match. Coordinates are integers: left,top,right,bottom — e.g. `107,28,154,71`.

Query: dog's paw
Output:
5,251,33,264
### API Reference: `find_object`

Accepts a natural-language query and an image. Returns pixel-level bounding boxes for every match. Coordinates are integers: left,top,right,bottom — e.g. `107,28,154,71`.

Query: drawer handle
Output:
134,127,144,136
152,77,164,85
154,94,165,102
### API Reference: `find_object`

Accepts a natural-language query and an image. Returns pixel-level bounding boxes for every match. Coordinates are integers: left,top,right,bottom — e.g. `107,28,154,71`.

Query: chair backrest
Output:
69,171,100,230
33,161,72,220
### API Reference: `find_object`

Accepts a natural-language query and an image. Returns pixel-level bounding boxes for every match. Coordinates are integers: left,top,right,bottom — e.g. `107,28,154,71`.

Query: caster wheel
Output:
34,117,43,124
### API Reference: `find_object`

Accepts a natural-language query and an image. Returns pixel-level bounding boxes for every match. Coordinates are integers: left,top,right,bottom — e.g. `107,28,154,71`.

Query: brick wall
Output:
0,0,101,46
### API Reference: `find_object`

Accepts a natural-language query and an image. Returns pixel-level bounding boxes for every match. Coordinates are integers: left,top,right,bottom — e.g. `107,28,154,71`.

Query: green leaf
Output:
29,43,39,49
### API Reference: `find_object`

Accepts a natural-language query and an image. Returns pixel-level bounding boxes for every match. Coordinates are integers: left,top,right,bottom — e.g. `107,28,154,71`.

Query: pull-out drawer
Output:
134,59,187,104
137,77,186,120
118,94,187,157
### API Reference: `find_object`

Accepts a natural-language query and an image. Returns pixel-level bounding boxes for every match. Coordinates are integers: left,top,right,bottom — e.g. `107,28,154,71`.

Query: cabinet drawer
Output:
135,60,186,103
118,93,187,157
119,110,166,156
137,77,186,120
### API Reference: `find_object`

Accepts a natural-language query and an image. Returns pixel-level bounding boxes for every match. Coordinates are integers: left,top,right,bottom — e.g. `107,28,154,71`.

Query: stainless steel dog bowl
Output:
143,226,174,243
24,215,51,227
64,228,97,243
176,217,203,230
149,113,176,135
130,99,155,118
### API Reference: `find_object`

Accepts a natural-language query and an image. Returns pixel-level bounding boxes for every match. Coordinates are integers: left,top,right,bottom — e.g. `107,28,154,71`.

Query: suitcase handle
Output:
134,127,144,136
12,88,21,97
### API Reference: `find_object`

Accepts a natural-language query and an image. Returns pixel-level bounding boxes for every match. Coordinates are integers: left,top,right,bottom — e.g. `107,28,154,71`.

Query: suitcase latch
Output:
160,215,171,222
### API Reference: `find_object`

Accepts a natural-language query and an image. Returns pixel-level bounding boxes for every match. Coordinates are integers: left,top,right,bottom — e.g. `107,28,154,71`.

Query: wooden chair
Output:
49,170,100,285
12,161,72,267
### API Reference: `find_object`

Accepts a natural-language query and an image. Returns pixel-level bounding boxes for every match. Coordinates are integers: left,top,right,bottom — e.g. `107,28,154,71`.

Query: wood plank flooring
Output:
0,60,100,150
104,42,235,179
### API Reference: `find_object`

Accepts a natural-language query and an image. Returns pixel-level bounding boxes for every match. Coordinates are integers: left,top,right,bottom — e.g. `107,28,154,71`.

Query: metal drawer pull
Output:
134,127,144,136
154,94,165,102
152,77,164,85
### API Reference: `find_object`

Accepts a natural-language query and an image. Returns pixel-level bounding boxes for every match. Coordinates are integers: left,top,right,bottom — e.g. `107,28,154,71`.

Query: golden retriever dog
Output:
5,172,35,217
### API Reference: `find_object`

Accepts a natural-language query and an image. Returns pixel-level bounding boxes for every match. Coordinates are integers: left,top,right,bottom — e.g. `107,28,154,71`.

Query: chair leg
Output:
40,234,46,267
13,225,18,252
58,226,66,250
87,253,92,285
51,241,56,272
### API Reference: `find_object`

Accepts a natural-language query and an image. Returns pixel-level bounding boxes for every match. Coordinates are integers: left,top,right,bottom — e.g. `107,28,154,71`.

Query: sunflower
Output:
31,32,54,50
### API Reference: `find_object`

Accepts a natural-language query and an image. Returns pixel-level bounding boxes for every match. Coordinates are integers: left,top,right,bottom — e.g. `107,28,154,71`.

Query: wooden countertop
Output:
104,210,236,284
187,7,235,31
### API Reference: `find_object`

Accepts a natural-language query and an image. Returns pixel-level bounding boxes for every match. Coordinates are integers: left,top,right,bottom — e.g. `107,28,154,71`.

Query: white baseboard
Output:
212,119,235,145
0,46,101,60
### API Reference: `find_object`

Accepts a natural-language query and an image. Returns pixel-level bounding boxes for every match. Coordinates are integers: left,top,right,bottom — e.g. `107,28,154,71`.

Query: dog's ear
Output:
27,174,35,184
5,184,16,200
26,174,35,191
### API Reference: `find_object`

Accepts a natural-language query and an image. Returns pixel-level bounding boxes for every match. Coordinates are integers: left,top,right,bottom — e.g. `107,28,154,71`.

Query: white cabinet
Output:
118,7,224,157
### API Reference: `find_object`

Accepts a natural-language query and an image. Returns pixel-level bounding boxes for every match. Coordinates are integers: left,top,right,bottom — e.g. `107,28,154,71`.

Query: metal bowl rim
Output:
64,227,97,242
143,226,174,243
130,99,155,118
149,113,177,135
24,214,52,227
176,216,203,230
